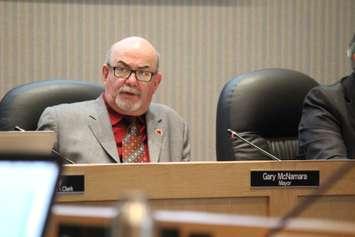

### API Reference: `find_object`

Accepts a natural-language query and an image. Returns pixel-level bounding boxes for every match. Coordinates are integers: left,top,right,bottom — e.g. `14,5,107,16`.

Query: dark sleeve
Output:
298,87,347,160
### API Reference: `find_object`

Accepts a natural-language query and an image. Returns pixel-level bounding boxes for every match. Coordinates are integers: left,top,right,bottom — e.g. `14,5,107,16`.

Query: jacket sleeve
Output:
298,87,347,160
37,107,60,151
181,120,191,161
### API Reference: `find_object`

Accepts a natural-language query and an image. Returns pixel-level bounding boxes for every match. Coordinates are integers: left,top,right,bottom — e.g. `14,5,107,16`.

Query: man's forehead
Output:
112,37,157,56
112,53,155,66
111,49,157,69
109,37,159,69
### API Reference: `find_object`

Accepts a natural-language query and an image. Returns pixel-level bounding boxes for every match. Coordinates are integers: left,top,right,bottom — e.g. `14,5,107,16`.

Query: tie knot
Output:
122,116,136,125
122,117,139,135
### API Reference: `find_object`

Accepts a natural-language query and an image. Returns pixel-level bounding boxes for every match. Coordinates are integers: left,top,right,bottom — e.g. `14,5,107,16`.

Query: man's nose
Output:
124,72,139,86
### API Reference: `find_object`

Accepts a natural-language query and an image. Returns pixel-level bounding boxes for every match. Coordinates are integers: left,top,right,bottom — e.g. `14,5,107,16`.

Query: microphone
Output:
51,148,75,164
14,126,75,164
227,129,281,161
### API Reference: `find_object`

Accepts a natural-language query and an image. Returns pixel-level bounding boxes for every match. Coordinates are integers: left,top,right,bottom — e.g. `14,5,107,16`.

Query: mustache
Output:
118,86,141,96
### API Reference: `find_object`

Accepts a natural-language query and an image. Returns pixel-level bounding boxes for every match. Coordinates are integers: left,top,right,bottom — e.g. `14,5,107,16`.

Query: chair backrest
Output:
0,80,104,131
216,68,319,161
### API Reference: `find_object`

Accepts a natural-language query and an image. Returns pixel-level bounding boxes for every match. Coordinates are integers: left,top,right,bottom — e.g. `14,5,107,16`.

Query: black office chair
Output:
0,80,104,131
216,68,319,161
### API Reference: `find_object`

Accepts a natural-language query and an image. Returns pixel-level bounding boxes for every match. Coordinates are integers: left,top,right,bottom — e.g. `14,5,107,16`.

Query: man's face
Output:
102,43,161,116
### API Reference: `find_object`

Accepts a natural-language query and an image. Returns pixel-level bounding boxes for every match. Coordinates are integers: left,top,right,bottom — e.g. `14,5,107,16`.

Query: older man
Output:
38,36,191,163
298,34,355,160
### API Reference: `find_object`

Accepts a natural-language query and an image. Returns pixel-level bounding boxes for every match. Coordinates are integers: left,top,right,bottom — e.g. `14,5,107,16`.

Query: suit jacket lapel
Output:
146,107,165,163
88,97,119,162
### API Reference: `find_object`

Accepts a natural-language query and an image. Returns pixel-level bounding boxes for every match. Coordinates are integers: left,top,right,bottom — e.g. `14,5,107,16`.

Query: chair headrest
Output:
216,68,319,161
218,68,319,138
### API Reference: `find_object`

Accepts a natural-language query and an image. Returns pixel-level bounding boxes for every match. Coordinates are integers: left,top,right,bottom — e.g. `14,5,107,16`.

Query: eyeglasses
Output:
108,64,156,82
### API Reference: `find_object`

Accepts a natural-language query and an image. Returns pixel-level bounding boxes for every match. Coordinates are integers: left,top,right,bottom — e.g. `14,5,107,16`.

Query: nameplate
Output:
57,175,85,194
250,170,319,187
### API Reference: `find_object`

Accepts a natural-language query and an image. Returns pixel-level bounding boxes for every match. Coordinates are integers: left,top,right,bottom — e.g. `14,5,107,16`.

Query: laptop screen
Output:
0,157,61,237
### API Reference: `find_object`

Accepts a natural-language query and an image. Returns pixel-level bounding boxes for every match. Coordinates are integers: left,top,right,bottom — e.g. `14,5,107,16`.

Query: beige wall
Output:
0,0,354,161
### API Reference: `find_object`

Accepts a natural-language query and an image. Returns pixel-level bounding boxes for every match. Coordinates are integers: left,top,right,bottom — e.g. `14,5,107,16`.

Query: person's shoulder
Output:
303,75,350,113
47,98,98,111
43,98,99,117
150,103,179,115
38,98,101,129
150,103,175,111
149,103,185,121
307,77,344,98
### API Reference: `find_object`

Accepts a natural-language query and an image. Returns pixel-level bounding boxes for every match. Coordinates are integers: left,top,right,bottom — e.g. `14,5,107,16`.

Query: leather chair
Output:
0,80,103,131
216,68,319,161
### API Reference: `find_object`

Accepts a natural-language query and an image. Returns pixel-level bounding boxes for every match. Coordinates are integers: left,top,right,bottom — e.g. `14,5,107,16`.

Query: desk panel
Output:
56,160,355,221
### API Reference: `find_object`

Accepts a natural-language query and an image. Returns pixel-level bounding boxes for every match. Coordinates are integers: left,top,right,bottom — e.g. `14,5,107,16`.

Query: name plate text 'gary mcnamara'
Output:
250,170,319,187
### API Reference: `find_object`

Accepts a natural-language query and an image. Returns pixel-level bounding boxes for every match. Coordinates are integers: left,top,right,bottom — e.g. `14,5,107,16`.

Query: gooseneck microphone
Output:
50,148,75,164
227,129,281,161
14,126,75,164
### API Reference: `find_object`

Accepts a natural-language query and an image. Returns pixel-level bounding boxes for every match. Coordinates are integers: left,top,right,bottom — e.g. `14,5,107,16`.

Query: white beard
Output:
114,85,143,113
115,95,142,113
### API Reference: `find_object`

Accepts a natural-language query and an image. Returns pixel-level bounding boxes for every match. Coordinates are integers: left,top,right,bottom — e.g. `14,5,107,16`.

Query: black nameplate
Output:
250,170,319,187
57,175,85,193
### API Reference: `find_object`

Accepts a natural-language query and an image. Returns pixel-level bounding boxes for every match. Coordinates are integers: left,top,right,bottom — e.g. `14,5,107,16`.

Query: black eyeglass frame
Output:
107,64,157,82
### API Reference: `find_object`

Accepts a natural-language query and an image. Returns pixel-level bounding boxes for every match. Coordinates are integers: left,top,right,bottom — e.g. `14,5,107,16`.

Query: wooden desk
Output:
56,160,355,221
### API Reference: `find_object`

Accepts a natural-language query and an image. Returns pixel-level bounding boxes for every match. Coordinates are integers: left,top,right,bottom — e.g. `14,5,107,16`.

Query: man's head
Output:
102,36,161,116
347,33,355,71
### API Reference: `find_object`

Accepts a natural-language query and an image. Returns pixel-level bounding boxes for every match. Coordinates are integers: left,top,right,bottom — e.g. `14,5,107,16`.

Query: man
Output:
298,34,355,160
38,36,191,163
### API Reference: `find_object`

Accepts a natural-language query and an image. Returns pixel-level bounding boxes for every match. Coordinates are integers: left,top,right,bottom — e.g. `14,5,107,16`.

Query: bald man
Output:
38,37,191,163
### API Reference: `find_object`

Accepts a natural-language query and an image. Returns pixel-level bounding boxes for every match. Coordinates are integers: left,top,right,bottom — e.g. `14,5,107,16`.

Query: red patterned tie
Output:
122,118,145,163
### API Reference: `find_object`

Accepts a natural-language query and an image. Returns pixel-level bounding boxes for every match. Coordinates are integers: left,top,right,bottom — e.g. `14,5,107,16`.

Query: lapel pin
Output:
155,128,163,136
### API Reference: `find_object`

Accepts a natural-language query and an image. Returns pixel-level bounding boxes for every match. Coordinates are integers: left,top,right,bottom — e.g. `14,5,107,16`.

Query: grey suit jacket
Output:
37,96,191,163
298,72,355,160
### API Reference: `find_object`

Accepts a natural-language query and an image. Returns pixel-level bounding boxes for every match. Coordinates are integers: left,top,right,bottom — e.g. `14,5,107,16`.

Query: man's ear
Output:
153,72,162,89
102,64,110,84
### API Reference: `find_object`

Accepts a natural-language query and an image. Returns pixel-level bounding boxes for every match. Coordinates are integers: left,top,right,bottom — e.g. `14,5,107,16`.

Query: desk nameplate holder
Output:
57,175,85,194
250,170,319,187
